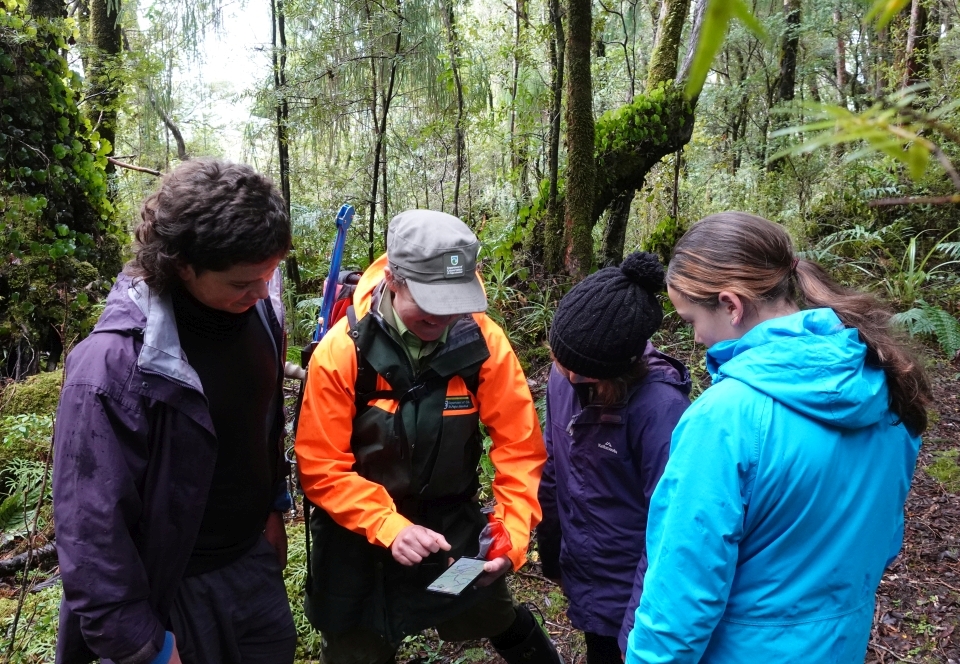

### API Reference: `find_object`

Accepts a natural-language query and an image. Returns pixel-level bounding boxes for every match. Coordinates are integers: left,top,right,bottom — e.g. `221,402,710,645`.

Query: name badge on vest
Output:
444,395,473,411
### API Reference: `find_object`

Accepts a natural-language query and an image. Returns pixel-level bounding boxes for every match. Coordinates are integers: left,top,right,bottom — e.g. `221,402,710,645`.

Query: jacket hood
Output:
354,255,388,318
93,273,147,335
642,341,692,395
707,308,889,429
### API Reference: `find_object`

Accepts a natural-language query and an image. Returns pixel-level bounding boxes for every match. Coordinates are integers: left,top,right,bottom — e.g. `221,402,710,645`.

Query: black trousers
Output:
584,631,623,664
170,537,297,664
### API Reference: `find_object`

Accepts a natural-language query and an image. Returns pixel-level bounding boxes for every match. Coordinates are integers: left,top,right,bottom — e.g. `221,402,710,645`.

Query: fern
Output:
0,458,49,536
893,300,960,357
937,241,960,260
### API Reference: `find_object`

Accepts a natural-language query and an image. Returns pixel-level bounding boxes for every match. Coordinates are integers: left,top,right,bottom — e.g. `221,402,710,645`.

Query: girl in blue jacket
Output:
626,213,931,664
539,252,691,664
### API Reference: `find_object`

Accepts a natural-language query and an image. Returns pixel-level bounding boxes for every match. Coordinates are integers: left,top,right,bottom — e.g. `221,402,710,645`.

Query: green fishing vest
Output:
305,309,500,643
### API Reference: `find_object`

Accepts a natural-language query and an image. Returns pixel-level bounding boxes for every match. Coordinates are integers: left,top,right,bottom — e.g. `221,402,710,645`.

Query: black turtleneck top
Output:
171,286,278,576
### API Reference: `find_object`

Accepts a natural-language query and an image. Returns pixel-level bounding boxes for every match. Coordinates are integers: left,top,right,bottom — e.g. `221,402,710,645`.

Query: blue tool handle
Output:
316,204,355,341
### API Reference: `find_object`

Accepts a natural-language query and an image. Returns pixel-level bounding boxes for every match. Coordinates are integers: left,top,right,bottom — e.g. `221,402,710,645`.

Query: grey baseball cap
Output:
386,210,487,316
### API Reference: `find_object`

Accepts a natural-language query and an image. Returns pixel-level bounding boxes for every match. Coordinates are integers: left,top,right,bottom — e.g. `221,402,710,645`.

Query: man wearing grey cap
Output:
295,210,562,664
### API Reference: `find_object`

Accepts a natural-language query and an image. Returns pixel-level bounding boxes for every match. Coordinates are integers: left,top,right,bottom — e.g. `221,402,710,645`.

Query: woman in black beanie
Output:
537,252,692,664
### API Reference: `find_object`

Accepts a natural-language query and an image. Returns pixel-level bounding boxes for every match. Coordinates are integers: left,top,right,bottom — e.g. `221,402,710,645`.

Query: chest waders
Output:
304,310,497,644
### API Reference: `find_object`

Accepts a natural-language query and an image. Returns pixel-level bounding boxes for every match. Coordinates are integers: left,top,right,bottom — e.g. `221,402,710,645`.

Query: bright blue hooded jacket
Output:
625,308,921,664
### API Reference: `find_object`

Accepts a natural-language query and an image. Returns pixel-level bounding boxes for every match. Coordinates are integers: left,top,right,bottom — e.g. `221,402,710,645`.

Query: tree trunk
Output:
768,0,800,173
563,0,596,277
441,0,465,217
147,89,189,162
366,3,403,264
599,188,635,267
777,0,801,103
834,8,847,106
543,0,566,272
509,0,530,201
27,0,64,18
646,0,690,89
902,0,928,88
87,0,122,170
272,0,298,291
928,0,941,75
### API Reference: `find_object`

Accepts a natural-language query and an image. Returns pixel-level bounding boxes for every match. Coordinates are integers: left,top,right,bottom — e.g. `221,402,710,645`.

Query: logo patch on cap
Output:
444,252,465,278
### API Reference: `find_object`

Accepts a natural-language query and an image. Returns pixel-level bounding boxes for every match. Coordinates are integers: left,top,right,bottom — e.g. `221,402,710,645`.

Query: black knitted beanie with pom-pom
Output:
549,251,665,379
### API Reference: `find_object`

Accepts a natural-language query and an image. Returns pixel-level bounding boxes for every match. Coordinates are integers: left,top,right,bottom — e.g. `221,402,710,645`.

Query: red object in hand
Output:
478,511,512,561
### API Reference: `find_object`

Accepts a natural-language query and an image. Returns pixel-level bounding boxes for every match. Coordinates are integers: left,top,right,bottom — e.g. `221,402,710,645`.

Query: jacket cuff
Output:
148,632,175,664
116,628,166,664
373,512,414,548
272,480,293,512
507,545,526,572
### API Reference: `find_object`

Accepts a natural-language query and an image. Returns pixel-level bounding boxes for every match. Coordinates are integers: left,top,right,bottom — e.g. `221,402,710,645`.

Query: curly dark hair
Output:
126,158,291,292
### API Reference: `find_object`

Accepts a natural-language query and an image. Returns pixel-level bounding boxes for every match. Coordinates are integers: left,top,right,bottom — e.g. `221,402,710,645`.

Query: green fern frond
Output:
892,308,935,337
920,302,960,357
937,242,960,260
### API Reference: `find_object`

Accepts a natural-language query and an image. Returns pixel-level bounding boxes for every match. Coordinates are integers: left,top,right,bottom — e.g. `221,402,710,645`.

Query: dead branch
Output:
107,157,162,176
868,194,960,206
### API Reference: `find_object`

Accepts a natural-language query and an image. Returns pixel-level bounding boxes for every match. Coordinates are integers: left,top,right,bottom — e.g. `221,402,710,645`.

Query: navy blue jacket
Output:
538,343,690,651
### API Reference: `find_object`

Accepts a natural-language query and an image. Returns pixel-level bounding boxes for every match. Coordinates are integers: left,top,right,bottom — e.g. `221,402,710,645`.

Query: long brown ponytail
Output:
667,212,931,435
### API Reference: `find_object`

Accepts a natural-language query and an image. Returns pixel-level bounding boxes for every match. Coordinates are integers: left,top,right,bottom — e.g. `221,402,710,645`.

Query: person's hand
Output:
475,554,512,587
169,643,183,664
390,525,451,566
264,511,288,569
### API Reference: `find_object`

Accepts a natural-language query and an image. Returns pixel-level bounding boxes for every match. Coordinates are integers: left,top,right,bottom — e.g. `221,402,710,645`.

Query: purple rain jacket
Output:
52,274,287,664
537,343,690,652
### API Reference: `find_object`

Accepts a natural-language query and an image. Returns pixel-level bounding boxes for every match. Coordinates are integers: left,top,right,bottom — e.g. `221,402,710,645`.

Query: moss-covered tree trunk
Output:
646,0,690,88
563,0,595,278
591,0,695,255
87,0,122,169
1,8,121,378
600,188,635,267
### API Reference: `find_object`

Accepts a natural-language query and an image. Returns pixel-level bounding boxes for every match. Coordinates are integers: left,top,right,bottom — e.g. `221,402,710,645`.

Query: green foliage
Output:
771,87,960,186
595,83,690,155
893,301,960,358
683,0,766,98
0,412,53,472
865,0,912,30
926,450,960,493
0,583,60,662
0,457,50,536
482,260,566,354
1,3,122,376
282,524,325,659
0,370,62,417
641,215,685,266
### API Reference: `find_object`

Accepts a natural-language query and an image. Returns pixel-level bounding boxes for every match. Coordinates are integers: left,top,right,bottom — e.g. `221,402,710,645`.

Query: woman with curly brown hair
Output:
54,159,295,664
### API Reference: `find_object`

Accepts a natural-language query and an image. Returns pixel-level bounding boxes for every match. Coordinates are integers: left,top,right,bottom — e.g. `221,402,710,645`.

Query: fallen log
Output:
0,543,57,577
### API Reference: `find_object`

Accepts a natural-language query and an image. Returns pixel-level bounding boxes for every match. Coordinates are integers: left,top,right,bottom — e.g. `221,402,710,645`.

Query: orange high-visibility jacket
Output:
295,255,546,571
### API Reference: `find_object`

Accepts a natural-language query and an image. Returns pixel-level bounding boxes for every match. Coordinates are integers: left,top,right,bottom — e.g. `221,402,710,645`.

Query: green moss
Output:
0,370,63,418
927,451,960,494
